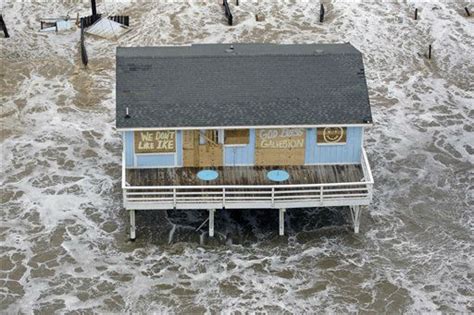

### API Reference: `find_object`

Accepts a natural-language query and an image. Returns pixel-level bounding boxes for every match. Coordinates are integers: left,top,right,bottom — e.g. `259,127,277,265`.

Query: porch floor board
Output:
126,164,364,187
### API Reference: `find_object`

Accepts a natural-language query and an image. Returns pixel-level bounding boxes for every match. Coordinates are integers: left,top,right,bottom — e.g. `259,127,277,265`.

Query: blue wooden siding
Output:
124,131,135,167
123,131,182,168
224,129,256,166
123,128,362,168
304,127,362,164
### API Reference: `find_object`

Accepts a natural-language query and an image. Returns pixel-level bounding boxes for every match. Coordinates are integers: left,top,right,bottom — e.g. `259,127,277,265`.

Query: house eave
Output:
116,123,373,132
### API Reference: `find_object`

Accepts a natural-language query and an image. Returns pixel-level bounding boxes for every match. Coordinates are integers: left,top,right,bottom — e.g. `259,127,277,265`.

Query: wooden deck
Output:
126,164,364,187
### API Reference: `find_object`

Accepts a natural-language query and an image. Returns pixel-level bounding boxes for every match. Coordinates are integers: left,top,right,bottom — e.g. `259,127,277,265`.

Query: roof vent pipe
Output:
125,107,130,119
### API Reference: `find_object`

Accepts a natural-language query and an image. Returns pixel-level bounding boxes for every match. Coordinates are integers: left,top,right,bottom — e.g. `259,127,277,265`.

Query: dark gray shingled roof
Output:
116,43,372,129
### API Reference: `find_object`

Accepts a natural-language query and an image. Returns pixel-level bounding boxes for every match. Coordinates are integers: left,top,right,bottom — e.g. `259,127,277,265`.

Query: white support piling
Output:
209,209,215,237
279,208,286,236
129,210,136,240
350,206,361,233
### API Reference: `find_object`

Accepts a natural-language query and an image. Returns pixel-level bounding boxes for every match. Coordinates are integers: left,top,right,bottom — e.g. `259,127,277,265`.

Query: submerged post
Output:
279,208,286,236
428,44,432,59
80,18,88,67
223,0,233,26
129,210,136,240
465,7,471,17
350,206,361,233
320,4,325,23
0,15,9,38
414,8,418,20
209,209,215,237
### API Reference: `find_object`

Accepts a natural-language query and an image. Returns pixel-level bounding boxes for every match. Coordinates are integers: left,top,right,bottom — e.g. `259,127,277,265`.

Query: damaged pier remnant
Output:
0,15,9,38
320,4,325,23
108,15,130,26
80,18,88,66
222,0,233,26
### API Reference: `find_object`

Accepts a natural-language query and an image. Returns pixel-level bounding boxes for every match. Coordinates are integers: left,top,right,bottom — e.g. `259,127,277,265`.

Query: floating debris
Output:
255,13,265,22
40,17,74,33
85,17,130,39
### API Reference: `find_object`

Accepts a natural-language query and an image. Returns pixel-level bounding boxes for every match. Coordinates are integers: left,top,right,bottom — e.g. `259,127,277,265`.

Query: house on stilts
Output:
116,43,374,240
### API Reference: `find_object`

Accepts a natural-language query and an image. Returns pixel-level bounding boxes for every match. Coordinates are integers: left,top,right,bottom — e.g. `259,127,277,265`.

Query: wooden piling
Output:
80,18,88,67
222,0,233,26
0,15,9,38
428,45,432,59
91,0,97,16
320,4,325,23
465,7,471,17
414,8,418,20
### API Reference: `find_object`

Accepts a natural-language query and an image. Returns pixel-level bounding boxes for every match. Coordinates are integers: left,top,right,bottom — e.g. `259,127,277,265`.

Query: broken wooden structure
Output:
80,0,130,39
108,15,129,26
80,14,102,28
40,17,74,33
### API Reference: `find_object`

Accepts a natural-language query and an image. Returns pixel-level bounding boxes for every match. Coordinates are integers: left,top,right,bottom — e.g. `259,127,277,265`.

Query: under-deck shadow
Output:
133,207,353,245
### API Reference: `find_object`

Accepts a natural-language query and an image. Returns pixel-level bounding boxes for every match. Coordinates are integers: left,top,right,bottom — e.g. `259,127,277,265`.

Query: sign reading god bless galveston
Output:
256,128,305,149
134,130,176,153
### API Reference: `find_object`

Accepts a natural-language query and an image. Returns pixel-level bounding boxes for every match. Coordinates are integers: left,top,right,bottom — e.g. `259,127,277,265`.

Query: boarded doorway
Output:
182,130,223,167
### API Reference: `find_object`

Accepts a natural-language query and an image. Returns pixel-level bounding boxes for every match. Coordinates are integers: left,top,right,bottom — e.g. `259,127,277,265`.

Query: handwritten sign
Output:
256,128,305,149
134,130,176,153
317,127,347,144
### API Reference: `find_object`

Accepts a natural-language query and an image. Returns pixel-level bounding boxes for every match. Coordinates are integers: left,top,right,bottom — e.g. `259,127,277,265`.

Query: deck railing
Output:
122,149,374,210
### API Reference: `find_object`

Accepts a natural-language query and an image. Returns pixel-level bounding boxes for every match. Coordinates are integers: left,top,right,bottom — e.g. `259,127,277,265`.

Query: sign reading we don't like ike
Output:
134,130,176,153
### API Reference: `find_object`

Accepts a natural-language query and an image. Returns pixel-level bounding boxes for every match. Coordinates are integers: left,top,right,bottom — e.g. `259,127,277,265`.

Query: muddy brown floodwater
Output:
1,0,473,313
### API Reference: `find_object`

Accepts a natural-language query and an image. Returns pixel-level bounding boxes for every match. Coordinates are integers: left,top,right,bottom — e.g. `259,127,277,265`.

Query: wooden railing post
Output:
222,188,226,208
173,188,177,208
320,186,324,202
368,183,373,202
271,187,275,207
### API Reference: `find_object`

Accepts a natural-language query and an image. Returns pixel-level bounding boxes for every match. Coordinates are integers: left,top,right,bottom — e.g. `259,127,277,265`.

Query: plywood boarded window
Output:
255,128,305,166
225,129,249,145
317,127,347,144
134,130,176,153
